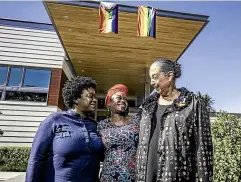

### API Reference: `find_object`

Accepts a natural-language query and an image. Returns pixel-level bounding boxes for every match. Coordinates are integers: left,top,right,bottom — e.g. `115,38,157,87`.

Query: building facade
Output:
0,18,140,147
0,18,72,147
0,1,209,147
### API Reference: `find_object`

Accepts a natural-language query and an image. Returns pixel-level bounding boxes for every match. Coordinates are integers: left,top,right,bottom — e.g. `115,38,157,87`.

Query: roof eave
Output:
45,0,209,22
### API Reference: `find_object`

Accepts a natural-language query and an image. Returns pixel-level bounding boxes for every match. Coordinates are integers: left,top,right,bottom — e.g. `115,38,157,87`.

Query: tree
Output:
197,91,216,112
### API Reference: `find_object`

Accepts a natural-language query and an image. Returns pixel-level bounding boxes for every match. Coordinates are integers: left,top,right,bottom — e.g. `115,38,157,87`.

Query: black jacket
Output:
135,88,213,182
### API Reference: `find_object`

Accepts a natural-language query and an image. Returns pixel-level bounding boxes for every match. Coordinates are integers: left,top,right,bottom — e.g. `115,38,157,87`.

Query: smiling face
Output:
75,87,97,112
108,91,128,115
149,64,174,96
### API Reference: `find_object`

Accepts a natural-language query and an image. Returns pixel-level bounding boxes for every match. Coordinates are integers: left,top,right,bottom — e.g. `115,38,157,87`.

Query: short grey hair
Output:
151,58,182,78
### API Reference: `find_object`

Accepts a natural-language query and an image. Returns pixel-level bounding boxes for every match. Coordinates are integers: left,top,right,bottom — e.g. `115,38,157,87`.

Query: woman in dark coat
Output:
25,76,104,182
135,58,213,182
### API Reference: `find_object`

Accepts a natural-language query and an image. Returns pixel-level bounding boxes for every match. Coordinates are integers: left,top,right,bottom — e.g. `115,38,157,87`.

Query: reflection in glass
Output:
127,100,136,107
5,91,47,102
0,90,2,99
24,69,51,88
8,68,23,86
98,98,106,109
0,66,8,85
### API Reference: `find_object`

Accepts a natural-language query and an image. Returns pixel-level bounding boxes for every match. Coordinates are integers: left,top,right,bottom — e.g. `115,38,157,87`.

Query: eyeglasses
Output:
151,72,162,81
151,71,170,81
111,95,127,102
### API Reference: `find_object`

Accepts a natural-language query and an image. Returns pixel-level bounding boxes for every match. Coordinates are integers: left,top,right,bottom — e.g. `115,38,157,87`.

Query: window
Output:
98,98,106,109
0,65,51,103
0,90,2,99
0,66,8,85
127,100,136,107
24,69,51,88
8,67,23,86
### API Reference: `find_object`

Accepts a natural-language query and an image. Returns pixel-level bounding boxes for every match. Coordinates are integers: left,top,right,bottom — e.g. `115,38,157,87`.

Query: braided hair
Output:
151,58,182,78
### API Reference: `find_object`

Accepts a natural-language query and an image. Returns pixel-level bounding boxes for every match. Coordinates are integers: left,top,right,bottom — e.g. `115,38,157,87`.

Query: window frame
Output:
0,65,51,103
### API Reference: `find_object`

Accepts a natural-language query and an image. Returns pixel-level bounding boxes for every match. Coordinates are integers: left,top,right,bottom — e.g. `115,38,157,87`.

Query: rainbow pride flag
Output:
137,6,156,38
99,2,118,34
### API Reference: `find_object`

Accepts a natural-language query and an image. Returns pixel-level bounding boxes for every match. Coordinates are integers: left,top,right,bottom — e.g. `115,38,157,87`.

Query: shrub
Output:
0,147,30,172
212,112,241,182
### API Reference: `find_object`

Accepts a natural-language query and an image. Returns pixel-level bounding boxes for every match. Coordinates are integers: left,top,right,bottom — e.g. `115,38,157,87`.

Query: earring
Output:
107,107,111,118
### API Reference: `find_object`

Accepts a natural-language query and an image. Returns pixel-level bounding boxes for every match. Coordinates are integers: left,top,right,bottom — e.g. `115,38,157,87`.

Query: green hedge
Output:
0,112,241,181
0,146,30,172
212,112,241,182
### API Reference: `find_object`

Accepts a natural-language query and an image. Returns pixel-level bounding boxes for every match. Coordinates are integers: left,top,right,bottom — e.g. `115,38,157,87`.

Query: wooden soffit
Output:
44,1,209,95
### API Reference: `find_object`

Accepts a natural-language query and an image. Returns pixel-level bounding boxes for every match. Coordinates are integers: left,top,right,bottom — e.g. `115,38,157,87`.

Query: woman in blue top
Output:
25,76,104,182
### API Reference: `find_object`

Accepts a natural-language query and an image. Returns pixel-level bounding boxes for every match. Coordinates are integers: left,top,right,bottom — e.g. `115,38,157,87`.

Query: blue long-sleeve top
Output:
25,110,104,182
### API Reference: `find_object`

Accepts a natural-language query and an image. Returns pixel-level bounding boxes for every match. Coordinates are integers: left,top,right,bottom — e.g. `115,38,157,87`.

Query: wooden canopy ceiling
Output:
45,1,209,96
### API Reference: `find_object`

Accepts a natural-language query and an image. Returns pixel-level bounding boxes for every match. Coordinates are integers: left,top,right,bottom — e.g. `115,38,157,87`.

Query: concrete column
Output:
144,67,150,100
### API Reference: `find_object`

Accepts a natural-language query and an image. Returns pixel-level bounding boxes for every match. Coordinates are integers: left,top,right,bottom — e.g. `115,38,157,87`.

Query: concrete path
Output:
3,174,25,182
0,172,25,182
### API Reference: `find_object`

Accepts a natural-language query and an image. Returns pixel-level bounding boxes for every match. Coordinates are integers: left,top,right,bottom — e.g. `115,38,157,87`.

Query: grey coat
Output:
135,88,213,182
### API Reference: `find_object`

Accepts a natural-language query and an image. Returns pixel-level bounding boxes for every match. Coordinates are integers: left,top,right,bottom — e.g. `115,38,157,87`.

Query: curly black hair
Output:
62,76,96,109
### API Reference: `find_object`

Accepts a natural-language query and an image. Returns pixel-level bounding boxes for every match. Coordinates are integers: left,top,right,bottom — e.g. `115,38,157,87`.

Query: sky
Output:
0,1,240,113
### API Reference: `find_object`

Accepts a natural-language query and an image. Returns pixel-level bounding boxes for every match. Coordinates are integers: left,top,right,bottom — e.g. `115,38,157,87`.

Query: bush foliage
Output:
0,147,30,172
211,112,241,182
